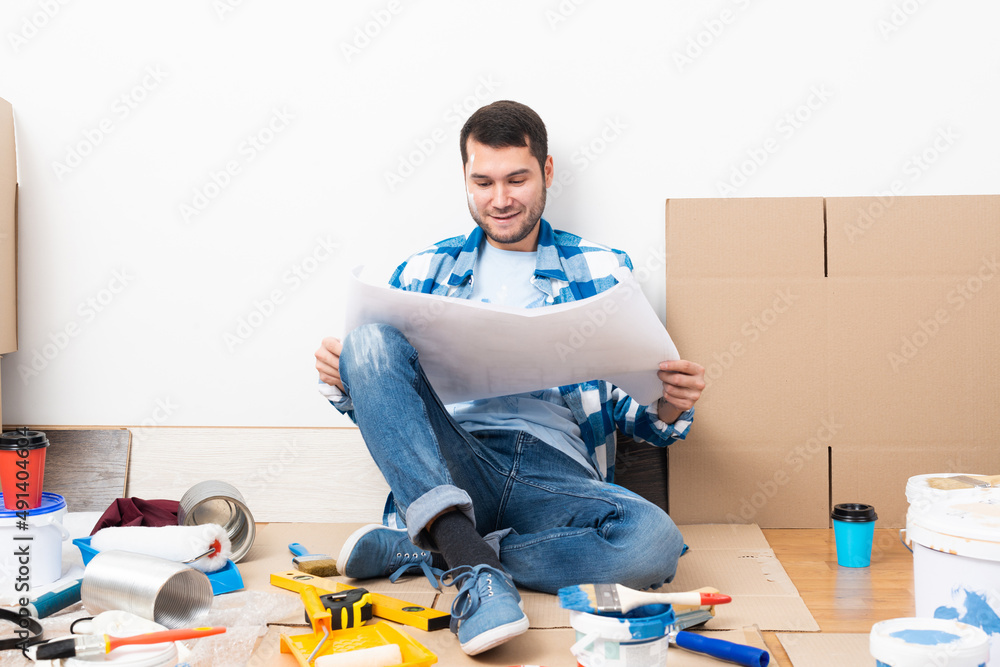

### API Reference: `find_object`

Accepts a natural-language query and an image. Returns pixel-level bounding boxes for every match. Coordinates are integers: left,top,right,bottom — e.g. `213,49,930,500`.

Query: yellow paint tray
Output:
280,621,437,667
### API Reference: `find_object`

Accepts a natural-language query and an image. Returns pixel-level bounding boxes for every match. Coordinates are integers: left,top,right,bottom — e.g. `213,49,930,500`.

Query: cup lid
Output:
0,428,49,450
0,492,66,518
831,503,878,522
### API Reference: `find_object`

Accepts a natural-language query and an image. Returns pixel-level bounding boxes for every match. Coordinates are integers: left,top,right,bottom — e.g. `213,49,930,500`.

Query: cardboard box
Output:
826,195,1000,527
665,198,831,528
665,195,1000,528
0,96,18,429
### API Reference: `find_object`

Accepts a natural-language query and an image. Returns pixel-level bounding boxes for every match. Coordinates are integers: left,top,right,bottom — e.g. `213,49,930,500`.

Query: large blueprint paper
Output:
344,266,679,405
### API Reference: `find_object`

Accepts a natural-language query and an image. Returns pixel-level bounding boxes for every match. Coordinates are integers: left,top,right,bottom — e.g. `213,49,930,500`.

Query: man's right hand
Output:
315,337,344,392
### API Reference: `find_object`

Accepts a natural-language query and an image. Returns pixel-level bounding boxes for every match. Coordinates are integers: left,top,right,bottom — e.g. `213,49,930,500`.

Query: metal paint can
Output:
177,480,255,562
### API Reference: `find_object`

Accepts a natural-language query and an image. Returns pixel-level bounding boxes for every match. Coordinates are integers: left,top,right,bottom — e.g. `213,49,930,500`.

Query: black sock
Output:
427,510,504,571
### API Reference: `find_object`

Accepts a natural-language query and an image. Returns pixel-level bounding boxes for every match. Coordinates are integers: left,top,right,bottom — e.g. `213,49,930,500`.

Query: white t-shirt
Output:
447,240,597,478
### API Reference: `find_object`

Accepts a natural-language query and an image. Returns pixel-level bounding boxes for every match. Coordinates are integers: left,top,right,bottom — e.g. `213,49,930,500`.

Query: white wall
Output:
1,0,998,428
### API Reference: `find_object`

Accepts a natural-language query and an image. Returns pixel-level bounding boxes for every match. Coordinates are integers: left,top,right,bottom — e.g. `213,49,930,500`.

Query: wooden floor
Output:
760,528,915,666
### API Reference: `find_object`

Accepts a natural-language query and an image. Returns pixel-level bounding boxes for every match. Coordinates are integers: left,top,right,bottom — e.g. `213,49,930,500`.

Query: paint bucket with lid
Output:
905,473,991,513
870,617,989,667
904,474,1000,665
177,480,255,562
0,491,69,591
569,604,674,667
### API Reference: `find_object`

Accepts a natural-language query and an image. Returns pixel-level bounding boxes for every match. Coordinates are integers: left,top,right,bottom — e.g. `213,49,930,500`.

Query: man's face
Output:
464,138,554,252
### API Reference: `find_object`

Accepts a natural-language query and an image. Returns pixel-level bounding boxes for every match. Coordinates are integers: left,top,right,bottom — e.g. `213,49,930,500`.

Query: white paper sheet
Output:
344,266,679,405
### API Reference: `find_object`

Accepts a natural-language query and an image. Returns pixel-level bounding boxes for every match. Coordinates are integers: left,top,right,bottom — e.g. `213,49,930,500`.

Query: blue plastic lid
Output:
0,492,67,518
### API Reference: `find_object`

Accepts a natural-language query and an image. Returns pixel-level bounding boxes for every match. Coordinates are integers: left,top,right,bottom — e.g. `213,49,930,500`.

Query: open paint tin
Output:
870,617,989,667
178,480,255,562
569,604,675,667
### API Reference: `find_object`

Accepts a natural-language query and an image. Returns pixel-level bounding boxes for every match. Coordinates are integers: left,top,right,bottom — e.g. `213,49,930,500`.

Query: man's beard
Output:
469,188,546,247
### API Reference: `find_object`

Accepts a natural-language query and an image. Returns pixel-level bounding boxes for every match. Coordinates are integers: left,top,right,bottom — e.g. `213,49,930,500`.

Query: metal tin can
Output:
177,480,256,562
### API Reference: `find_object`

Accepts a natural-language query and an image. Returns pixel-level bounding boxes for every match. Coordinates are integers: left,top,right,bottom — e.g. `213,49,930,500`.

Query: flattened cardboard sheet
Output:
777,632,872,666
666,524,820,632
242,523,817,634
255,624,771,667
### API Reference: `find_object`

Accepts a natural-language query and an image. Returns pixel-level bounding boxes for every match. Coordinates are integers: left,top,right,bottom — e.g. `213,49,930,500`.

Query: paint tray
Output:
279,621,437,667
73,536,245,595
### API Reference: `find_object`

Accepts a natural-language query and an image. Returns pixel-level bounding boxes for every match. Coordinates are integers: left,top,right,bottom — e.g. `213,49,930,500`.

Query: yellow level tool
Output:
270,570,451,632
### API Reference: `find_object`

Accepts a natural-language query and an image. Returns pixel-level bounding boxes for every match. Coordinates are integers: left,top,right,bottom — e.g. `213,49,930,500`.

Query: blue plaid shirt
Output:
328,219,693,482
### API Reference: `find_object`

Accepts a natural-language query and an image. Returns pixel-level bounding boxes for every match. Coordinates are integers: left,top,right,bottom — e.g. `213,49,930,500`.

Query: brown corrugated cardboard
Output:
0,96,16,357
666,524,819,632
665,198,831,528
777,632,871,666
665,195,1000,529
826,195,1000,527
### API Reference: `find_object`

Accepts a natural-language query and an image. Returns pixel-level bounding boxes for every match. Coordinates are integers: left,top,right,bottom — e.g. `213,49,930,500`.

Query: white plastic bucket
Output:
905,478,1000,666
905,473,988,513
569,605,673,667
870,617,989,667
0,491,69,594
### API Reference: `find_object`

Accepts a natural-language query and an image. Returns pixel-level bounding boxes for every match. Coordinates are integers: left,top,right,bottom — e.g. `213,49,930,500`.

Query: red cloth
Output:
90,497,180,535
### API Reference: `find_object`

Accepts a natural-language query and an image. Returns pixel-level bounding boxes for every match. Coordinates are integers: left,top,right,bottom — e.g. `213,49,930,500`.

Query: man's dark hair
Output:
460,100,548,175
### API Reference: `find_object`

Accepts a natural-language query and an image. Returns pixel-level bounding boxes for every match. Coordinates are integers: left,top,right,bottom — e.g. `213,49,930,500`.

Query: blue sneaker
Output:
442,564,529,655
337,524,440,587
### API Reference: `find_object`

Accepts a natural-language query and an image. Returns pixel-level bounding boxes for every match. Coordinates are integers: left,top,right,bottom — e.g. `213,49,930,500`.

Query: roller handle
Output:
300,584,332,631
30,579,82,618
288,543,310,557
106,627,227,652
675,631,770,667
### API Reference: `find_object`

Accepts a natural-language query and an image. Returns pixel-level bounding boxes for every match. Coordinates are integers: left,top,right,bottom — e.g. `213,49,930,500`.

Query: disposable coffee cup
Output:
0,428,50,510
831,503,878,567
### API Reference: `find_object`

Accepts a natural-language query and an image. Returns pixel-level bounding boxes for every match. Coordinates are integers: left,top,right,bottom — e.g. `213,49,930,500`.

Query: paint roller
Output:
314,644,403,667
90,524,232,572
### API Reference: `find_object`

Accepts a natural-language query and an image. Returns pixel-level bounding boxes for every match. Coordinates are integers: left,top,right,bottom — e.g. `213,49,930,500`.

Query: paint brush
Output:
557,583,731,614
289,542,339,577
34,627,226,660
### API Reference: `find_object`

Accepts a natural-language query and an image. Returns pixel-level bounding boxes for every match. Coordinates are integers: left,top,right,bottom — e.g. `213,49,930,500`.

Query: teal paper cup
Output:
832,503,878,567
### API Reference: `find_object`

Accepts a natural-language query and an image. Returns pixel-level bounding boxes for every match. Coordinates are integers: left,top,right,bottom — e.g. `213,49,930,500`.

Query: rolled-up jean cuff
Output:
404,485,476,550
482,528,512,558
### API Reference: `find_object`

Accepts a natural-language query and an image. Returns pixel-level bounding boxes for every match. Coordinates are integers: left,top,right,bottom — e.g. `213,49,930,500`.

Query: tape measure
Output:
304,587,373,630
272,571,451,631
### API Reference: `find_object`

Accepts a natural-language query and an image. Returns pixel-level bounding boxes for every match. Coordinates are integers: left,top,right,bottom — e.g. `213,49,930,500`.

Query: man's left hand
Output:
656,360,706,424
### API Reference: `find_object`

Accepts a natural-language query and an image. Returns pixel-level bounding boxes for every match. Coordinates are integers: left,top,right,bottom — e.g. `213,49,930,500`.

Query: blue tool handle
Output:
675,630,770,667
288,543,310,557
30,579,82,619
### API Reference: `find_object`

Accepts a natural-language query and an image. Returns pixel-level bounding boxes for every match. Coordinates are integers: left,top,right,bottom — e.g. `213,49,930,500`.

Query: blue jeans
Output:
338,323,684,594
